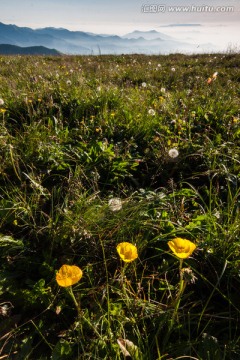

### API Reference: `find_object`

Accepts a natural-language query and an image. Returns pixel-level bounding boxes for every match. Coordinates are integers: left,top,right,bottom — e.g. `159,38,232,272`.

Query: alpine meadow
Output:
0,53,240,359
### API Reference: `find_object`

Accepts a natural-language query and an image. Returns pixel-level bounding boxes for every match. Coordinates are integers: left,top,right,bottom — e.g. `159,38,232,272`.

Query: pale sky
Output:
1,0,240,50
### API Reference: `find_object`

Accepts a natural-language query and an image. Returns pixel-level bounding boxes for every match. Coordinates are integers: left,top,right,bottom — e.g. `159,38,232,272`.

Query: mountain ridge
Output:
0,43,61,55
0,22,216,54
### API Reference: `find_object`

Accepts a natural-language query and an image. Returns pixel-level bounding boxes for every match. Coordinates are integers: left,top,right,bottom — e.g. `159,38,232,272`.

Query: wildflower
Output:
0,99,4,106
141,82,147,88
108,198,122,211
168,148,179,158
168,237,196,259
160,87,166,93
66,80,72,86
56,264,83,287
207,77,212,84
148,108,156,116
117,242,138,263
207,71,218,84
171,67,176,72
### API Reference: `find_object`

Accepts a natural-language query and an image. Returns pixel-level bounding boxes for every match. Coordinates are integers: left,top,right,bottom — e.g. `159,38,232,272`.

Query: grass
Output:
0,52,240,359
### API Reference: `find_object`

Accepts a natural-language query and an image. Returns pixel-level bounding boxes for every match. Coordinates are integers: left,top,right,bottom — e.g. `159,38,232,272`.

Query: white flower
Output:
157,63,161,67
160,87,166,93
108,198,122,211
168,148,179,158
0,99,4,106
148,108,156,116
66,80,72,85
171,67,176,72
141,82,147,88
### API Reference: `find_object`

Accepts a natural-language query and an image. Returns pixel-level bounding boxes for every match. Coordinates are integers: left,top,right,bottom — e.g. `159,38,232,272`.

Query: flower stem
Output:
67,286,81,315
163,259,186,350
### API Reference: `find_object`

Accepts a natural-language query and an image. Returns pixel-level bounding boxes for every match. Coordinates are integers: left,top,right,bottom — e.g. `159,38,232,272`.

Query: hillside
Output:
0,53,240,359
0,43,61,55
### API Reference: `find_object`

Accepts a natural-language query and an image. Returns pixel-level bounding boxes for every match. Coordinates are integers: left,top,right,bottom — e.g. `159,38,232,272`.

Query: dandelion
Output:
0,99,4,106
117,242,138,263
171,67,176,72
66,80,72,86
56,264,83,287
168,237,196,259
108,198,122,211
160,87,166,93
148,108,156,116
141,82,147,88
168,148,179,158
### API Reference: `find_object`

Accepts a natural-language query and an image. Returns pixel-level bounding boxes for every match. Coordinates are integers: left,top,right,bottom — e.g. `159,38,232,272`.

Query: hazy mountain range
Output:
0,22,216,55
0,43,61,55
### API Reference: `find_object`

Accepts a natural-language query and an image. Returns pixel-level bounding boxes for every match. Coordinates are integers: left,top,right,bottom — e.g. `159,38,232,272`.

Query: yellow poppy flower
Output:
56,264,83,287
168,238,196,259
117,242,138,263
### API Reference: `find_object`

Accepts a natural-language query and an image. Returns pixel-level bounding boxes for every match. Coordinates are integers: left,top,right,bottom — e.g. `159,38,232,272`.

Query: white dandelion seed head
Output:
160,87,166,93
148,108,156,116
168,148,179,158
141,82,147,88
66,80,72,85
108,198,122,211
171,67,176,72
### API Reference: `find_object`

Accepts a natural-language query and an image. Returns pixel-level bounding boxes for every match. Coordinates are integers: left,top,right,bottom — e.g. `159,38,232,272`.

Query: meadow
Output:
0,52,240,359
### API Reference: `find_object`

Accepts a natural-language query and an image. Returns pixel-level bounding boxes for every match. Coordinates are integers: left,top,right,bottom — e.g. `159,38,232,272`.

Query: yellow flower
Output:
168,238,196,259
56,264,83,287
117,242,138,263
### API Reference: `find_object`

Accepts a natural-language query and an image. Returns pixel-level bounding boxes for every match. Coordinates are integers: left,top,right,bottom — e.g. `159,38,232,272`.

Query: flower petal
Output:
117,242,138,263
168,238,196,259
56,264,83,287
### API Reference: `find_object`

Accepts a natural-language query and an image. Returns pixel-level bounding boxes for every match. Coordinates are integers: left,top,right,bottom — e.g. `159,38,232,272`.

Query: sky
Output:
1,0,240,51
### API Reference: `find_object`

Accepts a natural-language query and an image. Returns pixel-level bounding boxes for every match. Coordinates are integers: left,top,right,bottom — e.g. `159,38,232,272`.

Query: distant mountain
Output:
0,44,61,55
122,30,174,41
0,22,217,54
